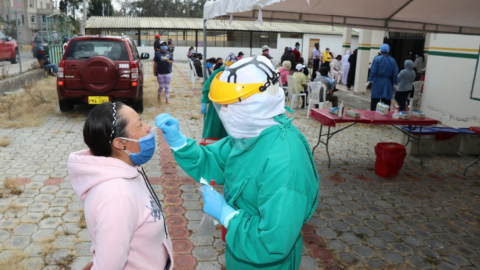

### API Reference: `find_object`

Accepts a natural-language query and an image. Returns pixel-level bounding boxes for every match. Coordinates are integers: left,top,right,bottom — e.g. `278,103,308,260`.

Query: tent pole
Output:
203,19,207,83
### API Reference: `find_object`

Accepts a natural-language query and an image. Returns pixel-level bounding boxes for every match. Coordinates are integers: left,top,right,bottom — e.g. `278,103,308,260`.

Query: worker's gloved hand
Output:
155,113,187,148
201,103,207,114
201,185,235,226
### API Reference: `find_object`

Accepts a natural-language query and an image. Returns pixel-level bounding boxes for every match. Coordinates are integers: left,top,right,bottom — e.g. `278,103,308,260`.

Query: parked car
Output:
57,36,149,112
32,32,49,58
0,29,19,64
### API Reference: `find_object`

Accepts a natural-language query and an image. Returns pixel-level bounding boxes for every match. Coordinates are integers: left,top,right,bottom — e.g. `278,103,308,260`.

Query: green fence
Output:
48,45,63,65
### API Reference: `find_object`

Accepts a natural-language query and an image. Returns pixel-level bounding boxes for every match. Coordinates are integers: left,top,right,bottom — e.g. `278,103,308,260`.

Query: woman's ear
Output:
111,138,125,151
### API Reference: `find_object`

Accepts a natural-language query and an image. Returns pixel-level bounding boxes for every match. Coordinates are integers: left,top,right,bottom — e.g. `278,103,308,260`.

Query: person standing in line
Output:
341,50,351,85
322,47,332,71
193,53,203,79
280,47,289,64
262,45,273,62
413,52,426,80
395,60,416,111
368,44,398,111
63,37,69,54
293,42,301,62
285,47,296,70
311,43,320,80
153,34,161,52
153,41,173,104
330,55,342,83
167,38,175,71
346,49,358,90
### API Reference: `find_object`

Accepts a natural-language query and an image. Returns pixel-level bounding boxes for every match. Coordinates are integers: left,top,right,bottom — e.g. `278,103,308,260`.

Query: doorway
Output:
308,38,319,59
383,33,425,70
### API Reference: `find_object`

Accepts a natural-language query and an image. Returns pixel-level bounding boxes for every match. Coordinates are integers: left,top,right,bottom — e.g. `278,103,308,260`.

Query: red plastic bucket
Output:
374,143,407,178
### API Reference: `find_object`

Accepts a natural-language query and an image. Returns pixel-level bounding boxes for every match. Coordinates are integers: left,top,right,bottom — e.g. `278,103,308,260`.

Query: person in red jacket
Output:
293,42,301,62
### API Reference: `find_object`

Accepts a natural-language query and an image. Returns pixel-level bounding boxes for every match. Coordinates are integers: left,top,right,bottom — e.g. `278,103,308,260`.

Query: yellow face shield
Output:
209,72,266,104
225,61,235,67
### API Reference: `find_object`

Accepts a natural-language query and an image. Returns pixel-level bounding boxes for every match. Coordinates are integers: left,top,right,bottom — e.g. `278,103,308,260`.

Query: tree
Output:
87,0,114,17
122,0,207,18
0,17,20,40
59,0,82,21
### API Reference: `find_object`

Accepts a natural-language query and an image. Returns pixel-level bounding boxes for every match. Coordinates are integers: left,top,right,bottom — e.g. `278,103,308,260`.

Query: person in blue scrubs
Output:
368,44,399,111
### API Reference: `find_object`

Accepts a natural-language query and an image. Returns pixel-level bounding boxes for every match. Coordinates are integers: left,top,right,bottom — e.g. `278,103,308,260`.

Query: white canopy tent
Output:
203,0,480,35
200,0,480,79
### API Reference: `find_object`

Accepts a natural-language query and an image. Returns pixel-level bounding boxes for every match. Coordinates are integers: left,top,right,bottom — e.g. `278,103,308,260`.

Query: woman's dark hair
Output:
418,52,425,63
83,102,129,157
336,55,342,60
216,57,223,63
208,57,216,63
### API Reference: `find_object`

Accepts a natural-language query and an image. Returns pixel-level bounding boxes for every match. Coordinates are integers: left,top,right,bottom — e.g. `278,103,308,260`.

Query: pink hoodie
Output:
68,150,173,270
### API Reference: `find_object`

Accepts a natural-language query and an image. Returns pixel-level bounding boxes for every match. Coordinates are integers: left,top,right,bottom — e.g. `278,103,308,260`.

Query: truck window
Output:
65,40,129,61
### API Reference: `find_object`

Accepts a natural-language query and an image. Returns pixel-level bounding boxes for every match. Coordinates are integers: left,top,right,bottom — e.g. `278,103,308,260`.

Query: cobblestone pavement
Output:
1,62,479,270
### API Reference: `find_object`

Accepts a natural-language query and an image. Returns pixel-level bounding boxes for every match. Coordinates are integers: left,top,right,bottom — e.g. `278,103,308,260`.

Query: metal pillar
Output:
15,12,22,73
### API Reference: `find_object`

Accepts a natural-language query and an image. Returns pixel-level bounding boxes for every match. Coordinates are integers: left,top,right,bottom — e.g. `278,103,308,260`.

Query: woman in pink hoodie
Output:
68,102,173,270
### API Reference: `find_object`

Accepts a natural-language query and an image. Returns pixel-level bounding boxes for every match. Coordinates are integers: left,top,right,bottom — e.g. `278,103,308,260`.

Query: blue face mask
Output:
161,46,168,51
120,132,156,166
296,46,300,50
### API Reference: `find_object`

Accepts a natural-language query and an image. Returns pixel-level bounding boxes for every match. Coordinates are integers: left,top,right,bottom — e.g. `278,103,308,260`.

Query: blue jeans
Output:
43,63,58,73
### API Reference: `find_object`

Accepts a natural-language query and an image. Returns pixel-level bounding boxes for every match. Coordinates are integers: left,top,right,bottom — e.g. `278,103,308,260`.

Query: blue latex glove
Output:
155,113,187,148
201,185,235,226
201,103,207,114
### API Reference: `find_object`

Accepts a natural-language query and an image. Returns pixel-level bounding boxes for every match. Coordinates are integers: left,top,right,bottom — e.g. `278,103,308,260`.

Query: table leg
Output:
312,124,324,155
463,154,480,176
326,126,331,168
404,125,412,147
418,126,424,166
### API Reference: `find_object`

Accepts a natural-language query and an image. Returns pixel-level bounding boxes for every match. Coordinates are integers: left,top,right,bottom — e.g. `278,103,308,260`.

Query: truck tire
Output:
131,97,143,113
10,50,19,64
59,99,74,112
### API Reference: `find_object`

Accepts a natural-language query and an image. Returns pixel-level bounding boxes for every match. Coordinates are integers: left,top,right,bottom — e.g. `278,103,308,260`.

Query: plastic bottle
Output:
338,101,344,117
392,108,399,119
408,98,414,114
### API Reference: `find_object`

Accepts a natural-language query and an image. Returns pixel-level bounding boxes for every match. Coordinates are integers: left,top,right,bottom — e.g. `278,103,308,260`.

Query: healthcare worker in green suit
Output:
200,67,228,139
156,56,319,270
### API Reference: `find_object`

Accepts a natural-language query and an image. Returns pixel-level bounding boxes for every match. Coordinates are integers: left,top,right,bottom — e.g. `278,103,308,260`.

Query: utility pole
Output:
81,0,86,34
15,11,22,73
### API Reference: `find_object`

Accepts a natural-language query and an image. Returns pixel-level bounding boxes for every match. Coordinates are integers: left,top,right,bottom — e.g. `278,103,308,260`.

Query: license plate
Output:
88,96,110,105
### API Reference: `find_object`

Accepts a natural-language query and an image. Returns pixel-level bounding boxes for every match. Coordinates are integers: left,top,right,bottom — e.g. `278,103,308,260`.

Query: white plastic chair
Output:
306,82,330,118
286,75,307,109
412,81,424,109
189,59,198,89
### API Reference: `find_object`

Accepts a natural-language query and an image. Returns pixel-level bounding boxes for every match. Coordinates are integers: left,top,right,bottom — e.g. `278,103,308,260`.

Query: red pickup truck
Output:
0,29,19,64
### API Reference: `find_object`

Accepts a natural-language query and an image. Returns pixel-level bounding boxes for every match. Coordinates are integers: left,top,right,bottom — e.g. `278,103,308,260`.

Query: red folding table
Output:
310,109,439,167
464,127,480,175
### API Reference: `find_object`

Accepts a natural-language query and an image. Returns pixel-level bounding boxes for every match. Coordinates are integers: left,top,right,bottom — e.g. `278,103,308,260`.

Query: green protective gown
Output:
201,67,228,139
173,114,319,270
